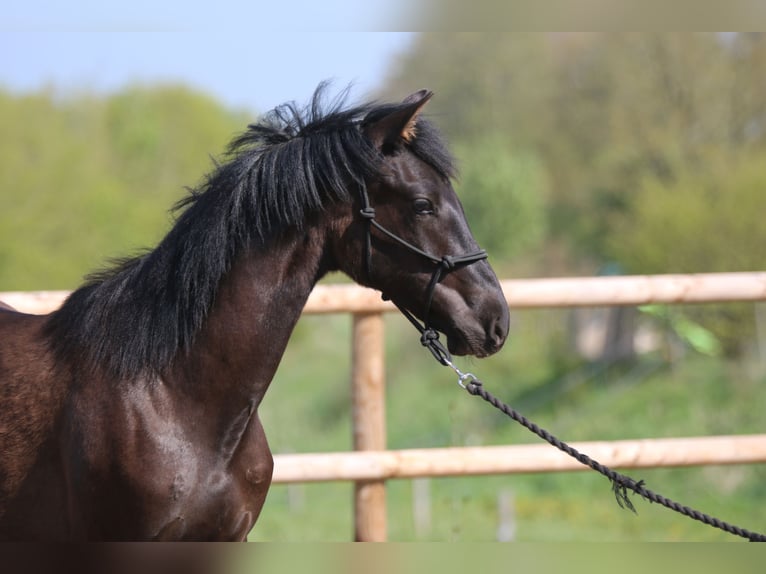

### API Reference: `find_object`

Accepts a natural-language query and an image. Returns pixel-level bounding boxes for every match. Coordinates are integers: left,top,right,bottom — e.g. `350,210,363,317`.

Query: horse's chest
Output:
72,391,273,541
149,463,265,541
126,421,273,541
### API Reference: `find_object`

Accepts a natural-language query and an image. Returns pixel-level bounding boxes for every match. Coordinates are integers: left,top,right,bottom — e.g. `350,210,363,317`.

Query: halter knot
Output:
440,255,456,270
419,328,452,366
359,207,376,220
420,329,440,347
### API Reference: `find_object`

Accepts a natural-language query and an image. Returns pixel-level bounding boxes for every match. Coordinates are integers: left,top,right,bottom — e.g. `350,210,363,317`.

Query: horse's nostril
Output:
498,317,508,337
489,314,509,350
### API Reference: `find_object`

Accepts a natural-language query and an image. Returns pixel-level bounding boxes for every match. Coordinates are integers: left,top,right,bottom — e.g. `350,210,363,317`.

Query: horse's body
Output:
0,86,509,540
0,250,297,540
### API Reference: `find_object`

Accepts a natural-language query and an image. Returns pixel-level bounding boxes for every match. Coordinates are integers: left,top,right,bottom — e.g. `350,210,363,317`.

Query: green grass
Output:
250,309,766,541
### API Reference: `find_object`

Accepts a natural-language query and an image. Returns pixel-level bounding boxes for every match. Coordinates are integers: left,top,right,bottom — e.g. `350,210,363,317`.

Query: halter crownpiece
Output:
358,187,488,365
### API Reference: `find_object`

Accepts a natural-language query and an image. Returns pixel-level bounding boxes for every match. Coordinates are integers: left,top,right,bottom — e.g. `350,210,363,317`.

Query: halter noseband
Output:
358,187,488,365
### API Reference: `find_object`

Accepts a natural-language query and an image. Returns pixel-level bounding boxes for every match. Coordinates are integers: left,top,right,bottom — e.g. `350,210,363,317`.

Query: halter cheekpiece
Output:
358,186,488,365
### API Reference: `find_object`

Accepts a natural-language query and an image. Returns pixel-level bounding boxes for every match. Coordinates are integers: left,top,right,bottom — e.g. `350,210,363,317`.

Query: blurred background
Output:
2,13,766,541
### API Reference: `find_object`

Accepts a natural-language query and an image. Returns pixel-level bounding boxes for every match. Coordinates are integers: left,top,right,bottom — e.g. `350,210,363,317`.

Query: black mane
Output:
44,83,456,379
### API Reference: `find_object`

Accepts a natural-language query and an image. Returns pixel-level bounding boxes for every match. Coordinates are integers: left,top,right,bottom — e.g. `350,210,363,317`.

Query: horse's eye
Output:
413,198,434,215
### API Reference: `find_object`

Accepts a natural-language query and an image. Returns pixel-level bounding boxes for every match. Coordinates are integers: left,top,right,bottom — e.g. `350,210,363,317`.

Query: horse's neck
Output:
168,228,328,410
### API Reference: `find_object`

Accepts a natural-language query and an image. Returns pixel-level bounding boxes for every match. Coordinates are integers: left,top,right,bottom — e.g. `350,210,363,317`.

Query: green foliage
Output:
0,85,248,290
607,152,766,354
386,33,766,273
385,32,766,353
640,305,722,357
609,151,766,275
453,137,549,267
385,34,555,146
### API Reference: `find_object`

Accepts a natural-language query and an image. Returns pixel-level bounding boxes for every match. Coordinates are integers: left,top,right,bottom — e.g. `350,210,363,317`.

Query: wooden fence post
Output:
351,311,387,541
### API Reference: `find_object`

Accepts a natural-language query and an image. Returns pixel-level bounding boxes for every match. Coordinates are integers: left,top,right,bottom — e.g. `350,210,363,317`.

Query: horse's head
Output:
334,90,509,359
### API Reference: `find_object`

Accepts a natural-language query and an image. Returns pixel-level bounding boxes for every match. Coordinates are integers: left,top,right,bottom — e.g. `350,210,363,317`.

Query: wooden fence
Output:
4,271,766,541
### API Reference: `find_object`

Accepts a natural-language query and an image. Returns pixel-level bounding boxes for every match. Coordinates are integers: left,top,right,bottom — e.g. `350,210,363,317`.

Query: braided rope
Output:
463,380,766,542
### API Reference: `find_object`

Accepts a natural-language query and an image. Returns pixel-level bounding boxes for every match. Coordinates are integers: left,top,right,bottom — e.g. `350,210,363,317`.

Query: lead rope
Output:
355,186,764,539
435,358,766,541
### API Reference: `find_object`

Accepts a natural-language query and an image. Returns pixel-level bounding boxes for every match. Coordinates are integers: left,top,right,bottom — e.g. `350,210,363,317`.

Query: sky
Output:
1,1,415,112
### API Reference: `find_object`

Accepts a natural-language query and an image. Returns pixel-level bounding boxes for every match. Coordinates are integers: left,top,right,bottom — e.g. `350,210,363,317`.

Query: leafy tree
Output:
385,33,766,271
453,136,549,269
608,151,766,274
385,33,555,147
0,86,248,290
385,33,766,354
607,151,766,354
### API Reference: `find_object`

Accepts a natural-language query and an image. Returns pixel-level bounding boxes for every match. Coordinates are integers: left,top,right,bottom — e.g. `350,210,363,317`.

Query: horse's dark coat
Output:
0,85,509,540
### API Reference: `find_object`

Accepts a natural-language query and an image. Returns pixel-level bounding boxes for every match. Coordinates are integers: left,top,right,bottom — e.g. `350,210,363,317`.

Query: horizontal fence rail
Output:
4,271,766,315
271,434,766,483
3,271,766,541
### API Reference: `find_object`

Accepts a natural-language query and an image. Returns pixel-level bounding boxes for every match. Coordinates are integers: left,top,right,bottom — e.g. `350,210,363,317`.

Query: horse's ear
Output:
364,90,434,150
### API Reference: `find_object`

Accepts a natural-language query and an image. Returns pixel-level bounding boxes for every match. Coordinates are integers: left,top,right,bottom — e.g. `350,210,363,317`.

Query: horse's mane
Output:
44,83,456,380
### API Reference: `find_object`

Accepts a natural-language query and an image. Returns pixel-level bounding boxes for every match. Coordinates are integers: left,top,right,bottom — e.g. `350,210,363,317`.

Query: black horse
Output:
0,85,509,540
